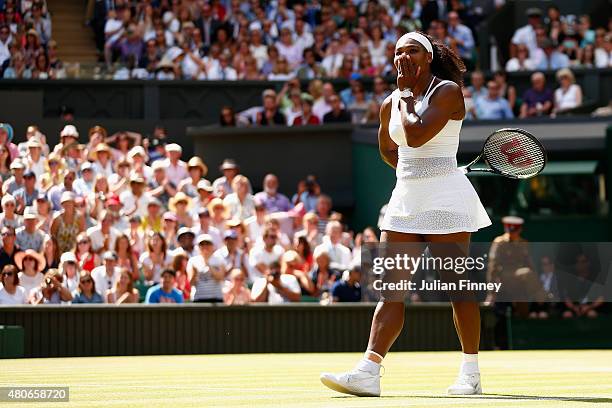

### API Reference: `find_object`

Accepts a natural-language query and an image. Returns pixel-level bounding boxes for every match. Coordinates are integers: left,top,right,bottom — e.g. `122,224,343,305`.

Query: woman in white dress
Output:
321,32,491,397
553,68,582,115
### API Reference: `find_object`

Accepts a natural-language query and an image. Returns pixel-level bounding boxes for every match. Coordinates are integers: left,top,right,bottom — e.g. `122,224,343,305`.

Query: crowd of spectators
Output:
0,0,65,79
86,0,486,80
0,122,374,305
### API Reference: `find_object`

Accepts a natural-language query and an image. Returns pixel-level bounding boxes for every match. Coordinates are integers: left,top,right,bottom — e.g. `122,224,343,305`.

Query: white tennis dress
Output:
380,79,491,234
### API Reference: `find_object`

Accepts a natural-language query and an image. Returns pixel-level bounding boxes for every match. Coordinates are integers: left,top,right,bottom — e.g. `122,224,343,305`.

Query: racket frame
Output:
461,127,547,179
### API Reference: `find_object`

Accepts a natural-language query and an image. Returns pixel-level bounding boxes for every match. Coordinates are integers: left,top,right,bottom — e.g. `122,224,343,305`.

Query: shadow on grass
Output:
332,394,612,403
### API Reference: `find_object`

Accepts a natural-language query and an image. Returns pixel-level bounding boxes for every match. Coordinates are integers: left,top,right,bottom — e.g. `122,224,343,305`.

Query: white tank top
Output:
388,79,463,159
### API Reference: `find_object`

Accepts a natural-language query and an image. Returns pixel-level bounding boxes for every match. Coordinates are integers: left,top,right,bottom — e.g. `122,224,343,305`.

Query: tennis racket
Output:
461,128,546,179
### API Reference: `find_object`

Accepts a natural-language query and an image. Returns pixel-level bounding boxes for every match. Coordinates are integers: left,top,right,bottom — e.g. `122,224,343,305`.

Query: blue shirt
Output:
145,284,184,304
448,24,474,59
72,292,104,304
475,96,514,120
536,52,569,70
331,280,361,302
253,191,291,213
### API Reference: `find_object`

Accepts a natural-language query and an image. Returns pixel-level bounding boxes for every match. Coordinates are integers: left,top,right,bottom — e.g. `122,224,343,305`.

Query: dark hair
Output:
296,235,311,260
2,265,19,286
219,106,236,127
422,32,466,87
161,268,176,278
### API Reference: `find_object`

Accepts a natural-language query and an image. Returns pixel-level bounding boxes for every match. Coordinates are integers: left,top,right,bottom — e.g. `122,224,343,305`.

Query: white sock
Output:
356,358,380,374
460,353,479,375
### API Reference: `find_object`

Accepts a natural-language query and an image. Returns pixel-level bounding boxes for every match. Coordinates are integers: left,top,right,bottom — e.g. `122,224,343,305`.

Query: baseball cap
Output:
106,195,121,207
60,191,76,204
102,251,118,261
224,230,238,240
23,170,35,178
197,179,213,192
165,143,182,153
60,252,77,264
196,233,213,245
81,161,93,172
502,216,524,225
60,125,79,138
163,211,177,221
10,160,25,170
177,227,195,239
23,206,38,220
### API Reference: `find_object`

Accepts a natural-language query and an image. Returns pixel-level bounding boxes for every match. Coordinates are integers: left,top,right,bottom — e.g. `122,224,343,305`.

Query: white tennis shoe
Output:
320,367,381,397
447,372,482,395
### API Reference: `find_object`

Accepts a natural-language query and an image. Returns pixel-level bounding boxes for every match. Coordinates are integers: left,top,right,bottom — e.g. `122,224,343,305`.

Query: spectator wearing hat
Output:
51,191,85,254
87,209,120,254
74,162,96,197
30,269,73,305
91,251,121,299
214,229,248,278
223,175,256,221
16,207,47,252
106,268,139,304
254,174,291,214
212,158,240,198
511,7,543,55
0,194,23,230
251,260,301,304
553,68,582,115
223,268,251,305
162,211,179,251
191,179,214,216
13,170,40,212
145,268,184,303
0,265,28,304
2,159,25,196
91,143,114,178
169,192,193,228
140,197,163,233
192,208,222,249
47,168,77,212
161,143,189,187
0,226,20,271
188,233,226,303
24,137,45,183
59,251,80,295
72,271,104,304
127,146,153,182
147,160,177,209
177,156,208,198
52,125,79,156
171,227,197,258
15,248,46,296
520,72,554,118
120,174,150,218
0,123,19,160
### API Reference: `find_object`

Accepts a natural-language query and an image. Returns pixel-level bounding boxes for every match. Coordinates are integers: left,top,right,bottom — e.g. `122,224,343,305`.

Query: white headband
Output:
398,32,434,60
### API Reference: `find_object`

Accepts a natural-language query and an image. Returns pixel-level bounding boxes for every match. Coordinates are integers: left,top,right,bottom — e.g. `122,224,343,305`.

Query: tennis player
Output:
320,31,491,397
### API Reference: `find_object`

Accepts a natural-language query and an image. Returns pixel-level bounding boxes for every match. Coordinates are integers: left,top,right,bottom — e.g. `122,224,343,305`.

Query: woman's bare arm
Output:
378,95,397,169
399,82,465,148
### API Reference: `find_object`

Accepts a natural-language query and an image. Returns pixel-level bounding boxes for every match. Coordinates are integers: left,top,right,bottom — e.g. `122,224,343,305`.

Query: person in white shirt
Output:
276,27,303,69
188,234,226,302
208,54,238,80
24,138,45,185
321,40,344,77
223,175,256,221
0,265,28,304
127,146,153,182
192,208,222,249
312,82,335,121
553,68,582,114
293,19,313,52
0,25,12,67
103,9,125,66
160,143,189,187
248,227,285,282
314,221,352,272
87,210,121,254
74,162,96,197
91,251,120,299
120,175,151,218
511,8,543,55
250,260,300,304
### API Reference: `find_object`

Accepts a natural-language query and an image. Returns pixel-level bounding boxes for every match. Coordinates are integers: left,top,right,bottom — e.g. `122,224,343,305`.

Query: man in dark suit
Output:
195,2,223,50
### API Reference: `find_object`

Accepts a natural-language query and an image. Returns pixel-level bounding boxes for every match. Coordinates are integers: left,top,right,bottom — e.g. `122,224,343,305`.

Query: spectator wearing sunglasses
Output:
0,226,20,270
72,271,104,304
0,265,28,304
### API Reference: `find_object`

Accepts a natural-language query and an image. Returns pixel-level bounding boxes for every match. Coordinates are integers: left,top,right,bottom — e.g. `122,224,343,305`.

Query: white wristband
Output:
400,89,413,99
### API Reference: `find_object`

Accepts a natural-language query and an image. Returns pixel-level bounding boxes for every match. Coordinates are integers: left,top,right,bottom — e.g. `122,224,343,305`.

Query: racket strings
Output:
483,131,546,178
